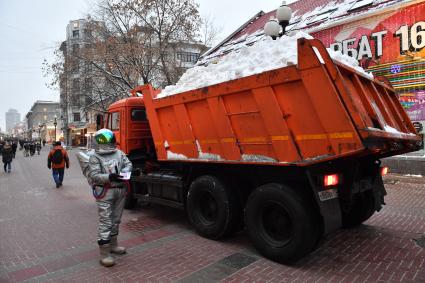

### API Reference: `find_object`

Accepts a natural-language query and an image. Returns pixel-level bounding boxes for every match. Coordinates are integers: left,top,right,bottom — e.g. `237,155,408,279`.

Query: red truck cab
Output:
107,95,155,161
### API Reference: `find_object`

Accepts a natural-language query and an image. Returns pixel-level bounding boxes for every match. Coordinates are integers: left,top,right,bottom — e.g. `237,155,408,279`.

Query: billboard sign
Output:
312,2,425,121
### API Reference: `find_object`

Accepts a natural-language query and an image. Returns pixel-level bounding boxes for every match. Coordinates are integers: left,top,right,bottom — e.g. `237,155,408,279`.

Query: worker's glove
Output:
109,173,123,182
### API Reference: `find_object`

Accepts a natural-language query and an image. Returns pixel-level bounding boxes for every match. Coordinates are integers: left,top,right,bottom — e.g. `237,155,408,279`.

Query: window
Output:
73,113,81,122
72,79,80,92
72,44,79,55
84,78,92,91
85,96,93,105
176,52,200,63
83,29,92,38
131,109,147,121
73,30,80,38
111,112,120,130
349,0,374,11
84,62,92,72
308,9,337,24
71,61,79,73
161,52,169,61
73,22,79,28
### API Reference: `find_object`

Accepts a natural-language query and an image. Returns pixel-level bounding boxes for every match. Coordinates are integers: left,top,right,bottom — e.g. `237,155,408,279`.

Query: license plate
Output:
318,189,338,201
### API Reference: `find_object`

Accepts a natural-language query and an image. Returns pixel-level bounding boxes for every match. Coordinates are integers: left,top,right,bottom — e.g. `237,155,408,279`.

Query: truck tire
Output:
342,190,375,228
245,183,319,263
187,175,241,239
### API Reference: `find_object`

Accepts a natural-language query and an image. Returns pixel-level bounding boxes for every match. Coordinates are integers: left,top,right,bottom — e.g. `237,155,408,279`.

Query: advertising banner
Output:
312,2,425,121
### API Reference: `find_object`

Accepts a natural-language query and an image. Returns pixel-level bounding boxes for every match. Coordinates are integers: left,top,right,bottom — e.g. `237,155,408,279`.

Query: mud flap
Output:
372,172,387,212
306,171,342,235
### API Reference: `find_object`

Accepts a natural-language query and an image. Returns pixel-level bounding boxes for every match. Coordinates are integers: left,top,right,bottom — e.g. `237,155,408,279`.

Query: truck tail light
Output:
381,167,389,176
324,174,339,187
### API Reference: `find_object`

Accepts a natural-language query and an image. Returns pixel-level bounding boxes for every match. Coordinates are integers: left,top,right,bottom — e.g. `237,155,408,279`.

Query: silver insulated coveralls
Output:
86,145,133,243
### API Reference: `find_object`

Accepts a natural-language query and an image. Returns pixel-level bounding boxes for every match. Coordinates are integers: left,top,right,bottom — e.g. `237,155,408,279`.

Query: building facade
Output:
5,109,20,134
60,19,93,147
201,0,425,124
25,101,60,142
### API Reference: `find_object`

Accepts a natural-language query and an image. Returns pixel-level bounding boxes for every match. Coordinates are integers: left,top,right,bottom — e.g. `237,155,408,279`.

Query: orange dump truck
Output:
105,38,421,263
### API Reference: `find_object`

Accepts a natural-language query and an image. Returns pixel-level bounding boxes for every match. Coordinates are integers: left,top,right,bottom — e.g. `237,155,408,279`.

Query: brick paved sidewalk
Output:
0,149,424,282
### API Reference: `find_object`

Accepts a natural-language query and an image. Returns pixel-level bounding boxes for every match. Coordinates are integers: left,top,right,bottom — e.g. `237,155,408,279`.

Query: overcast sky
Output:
0,0,291,131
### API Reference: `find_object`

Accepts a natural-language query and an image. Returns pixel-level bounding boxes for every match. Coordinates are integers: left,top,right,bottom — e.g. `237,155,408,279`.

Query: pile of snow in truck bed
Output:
157,31,373,98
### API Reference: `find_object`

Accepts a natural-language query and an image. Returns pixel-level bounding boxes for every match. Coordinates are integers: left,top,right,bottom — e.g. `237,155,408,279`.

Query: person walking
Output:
36,142,41,155
47,141,69,188
85,129,132,267
29,141,35,156
11,141,17,158
23,141,30,157
2,142,13,173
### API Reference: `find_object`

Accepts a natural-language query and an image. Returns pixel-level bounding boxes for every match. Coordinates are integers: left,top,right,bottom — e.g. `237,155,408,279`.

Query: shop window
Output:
131,109,147,121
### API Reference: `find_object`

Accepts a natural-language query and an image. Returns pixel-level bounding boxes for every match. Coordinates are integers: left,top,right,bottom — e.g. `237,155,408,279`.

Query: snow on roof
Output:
200,0,413,64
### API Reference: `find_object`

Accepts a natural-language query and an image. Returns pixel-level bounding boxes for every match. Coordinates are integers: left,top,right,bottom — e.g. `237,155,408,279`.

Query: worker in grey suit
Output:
85,128,132,267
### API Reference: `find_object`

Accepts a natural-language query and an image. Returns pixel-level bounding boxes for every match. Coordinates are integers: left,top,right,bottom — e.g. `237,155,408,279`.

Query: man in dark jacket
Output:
11,142,17,158
48,141,70,188
2,142,13,173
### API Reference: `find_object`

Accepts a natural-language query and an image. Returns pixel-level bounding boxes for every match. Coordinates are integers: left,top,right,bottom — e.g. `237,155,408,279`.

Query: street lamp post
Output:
264,1,293,40
38,123,43,143
53,116,58,142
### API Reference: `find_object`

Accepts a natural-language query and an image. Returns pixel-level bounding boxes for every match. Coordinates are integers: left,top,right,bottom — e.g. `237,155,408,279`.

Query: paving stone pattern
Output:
0,148,424,282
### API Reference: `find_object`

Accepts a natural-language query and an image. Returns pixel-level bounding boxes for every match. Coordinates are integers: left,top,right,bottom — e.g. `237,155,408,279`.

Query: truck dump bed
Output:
140,38,421,166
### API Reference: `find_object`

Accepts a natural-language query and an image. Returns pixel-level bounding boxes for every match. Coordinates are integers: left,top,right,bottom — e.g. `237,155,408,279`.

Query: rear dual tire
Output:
245,183,320,263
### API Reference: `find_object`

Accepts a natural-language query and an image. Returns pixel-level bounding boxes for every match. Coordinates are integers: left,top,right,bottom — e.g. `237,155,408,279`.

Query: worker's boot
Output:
99,244,115,267
110,235,126,255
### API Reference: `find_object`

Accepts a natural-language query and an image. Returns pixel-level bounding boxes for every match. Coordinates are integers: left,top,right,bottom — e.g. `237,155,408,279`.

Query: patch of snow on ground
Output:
403,174,423,178
157,31,372,98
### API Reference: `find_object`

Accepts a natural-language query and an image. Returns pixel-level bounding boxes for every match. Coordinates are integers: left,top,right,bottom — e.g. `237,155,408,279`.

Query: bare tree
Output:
200,14,223,47
44,0,215,114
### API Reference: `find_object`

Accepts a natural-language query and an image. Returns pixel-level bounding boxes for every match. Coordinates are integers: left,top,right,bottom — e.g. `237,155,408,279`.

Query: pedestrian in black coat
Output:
2,142,13,173
11,142,17,158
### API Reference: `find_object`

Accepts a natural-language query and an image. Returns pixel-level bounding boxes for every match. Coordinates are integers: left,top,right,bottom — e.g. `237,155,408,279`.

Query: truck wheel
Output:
187,175,241,239
245,183,319,263
342,190,375,228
